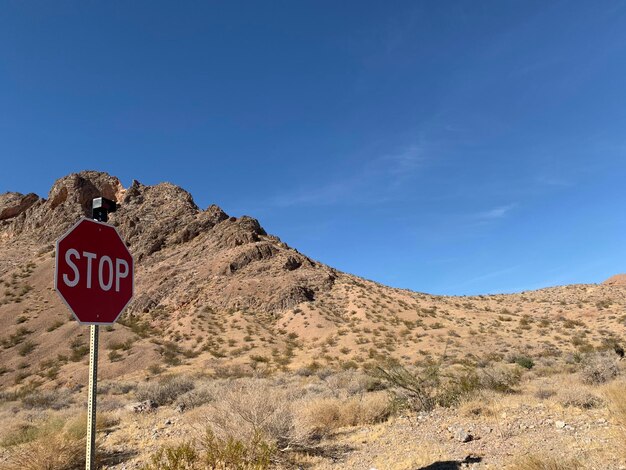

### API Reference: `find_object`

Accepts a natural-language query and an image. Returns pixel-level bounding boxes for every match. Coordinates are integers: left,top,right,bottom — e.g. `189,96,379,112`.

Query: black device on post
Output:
92,197,117,223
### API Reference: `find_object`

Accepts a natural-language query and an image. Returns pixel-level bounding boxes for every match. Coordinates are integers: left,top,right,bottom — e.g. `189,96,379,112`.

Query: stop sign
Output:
55,218,134,324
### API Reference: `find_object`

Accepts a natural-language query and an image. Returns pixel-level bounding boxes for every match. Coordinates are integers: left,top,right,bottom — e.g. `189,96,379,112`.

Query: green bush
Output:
375,359,521,411
374,361,447,411
141,442,198,470
69,338,89,361
141,431,273,470
203,429,273,469
108,350,123,362
512,355,534,370
17,340,36,356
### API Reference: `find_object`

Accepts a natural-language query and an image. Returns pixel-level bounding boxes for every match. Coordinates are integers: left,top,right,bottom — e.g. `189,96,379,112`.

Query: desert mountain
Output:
1,171,625,390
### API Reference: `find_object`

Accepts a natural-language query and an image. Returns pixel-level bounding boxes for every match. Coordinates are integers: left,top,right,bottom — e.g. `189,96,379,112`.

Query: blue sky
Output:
2,1,626,295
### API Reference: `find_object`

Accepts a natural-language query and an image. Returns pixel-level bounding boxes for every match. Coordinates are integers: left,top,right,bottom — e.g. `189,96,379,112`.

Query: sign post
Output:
54,198,134,470
86,323,99,470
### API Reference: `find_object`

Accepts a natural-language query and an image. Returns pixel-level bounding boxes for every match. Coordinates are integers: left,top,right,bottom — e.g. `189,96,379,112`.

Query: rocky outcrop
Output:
227,243,278,274
0,170,336,314
47,171,124,213
0,171,125,242
0,192,41,221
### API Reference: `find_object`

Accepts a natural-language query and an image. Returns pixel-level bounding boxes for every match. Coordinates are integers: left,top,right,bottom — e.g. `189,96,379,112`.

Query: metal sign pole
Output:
85,198,113,470
85,324,99,470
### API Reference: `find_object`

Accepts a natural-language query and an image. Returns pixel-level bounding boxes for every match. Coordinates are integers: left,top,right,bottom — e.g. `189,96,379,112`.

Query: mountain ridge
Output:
1,171,625,391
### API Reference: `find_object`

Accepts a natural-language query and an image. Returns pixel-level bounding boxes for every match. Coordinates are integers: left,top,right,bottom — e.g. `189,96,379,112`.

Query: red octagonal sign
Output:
55,218,134,325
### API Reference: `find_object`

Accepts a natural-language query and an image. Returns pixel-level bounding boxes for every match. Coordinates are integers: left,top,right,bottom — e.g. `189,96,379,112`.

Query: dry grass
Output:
205,379,307,450
297,392,391,438
141,432,274,470
604,380,626,459
64,411,120,439
457,391,496,417
175,383,215,410
2,367,624,469
1,417,64,448
0,410,117,470
558,388,604,410
3,433,87,470
135,375,195,406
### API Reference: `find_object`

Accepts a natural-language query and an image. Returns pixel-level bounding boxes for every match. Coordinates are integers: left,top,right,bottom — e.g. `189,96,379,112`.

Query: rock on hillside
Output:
0,171,123,244
0,192,40,221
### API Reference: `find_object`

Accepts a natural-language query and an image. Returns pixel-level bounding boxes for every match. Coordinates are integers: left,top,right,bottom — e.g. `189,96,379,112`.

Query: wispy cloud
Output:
447,264,522,292
268,144,427,208
383,145,424,180
534,174,573,187
475,203,517,220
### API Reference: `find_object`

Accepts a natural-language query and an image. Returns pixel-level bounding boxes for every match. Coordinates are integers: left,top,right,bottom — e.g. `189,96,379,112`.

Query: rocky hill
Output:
603,274,626,286
1,171,625,390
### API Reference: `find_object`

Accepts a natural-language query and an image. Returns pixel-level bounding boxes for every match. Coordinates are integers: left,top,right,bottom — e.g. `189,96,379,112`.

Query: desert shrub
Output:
315,367,335,380
605,382,626,458
374,361,443,411
0,327,32,349
581,352,620,385
46,320,64,332
1,425,39,448
141,441,199,470
21,389,73,410
206,379,307,451
1,414,109,470
107,339,134,351
213,364,252,379
64,412,119,439
559,389,604,409
136,375,195,406
458,392,495,417
605,382,626,424
564,352,583,364
298,392,391,438
118,315,154,338
323,370,380,397
175,385,214,410
507,454,582,470
202,429,274,469
69,338,89,361
3,434,86,470
295,361,322,377
511,355,534,370
478,364,522,392
1,417,65,448
374,359,519,412
98,381,136,395
108,350,123,362
14,370,31,385
141,431,274,470
17,340,36,356
534,388,556,400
